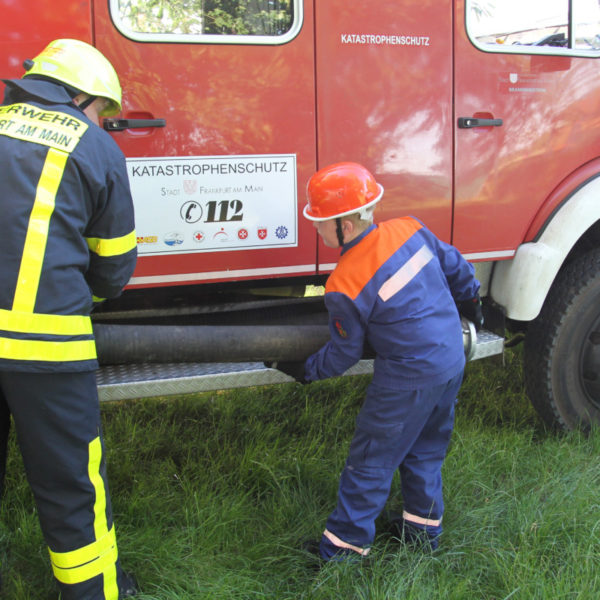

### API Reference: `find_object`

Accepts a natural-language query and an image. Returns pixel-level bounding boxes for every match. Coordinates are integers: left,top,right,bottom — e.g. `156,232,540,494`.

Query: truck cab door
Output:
314,0,454,271
454,0,600,259
93,1,317,289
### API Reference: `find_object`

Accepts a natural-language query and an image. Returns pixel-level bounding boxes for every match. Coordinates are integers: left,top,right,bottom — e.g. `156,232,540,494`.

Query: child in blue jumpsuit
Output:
275,162,482,561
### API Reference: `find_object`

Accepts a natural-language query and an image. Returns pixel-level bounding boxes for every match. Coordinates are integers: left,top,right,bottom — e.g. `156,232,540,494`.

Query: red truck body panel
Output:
453,0,600,256
2,0,600,288
0,1,92,60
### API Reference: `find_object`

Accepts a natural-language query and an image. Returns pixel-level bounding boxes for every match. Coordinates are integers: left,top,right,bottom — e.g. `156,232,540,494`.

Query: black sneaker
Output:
301,539,321,557
119,571,138,598
388,520,439,550
301,539,325,570
303,538,370,566
388,518,403,540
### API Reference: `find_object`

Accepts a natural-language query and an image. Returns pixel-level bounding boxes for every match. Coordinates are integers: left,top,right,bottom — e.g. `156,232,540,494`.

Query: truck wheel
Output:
524,248,600,430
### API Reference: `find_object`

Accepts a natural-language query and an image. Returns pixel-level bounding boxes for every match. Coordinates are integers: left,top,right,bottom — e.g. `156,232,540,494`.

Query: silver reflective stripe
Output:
378,244,433,302
323,529,370,556
403,510,441,527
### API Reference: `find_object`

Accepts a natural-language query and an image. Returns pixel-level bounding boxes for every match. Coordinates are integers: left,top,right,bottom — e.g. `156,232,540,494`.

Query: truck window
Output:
110,0,301,44
466,0,600,55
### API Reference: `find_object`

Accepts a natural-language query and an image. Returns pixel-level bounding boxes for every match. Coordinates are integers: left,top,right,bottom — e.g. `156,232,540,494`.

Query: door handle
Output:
103,118,166,132
458,117,503,129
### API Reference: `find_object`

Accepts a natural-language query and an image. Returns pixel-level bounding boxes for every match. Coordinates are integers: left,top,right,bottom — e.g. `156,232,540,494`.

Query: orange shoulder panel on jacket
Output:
326,217,422,300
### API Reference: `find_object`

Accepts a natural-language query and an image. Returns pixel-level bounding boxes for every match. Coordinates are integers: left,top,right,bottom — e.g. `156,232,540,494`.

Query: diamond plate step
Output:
471,329,505,360
463,320,505,361
97,360,375,402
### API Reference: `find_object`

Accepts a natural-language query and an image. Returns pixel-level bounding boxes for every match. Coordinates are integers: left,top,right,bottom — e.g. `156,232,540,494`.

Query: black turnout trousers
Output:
0,370,123,599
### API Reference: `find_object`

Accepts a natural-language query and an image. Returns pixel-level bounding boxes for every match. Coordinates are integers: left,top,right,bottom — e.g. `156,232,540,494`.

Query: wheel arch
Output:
490,174,600,321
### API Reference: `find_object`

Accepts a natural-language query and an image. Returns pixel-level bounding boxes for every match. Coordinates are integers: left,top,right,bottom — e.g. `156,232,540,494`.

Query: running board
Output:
96,360,375,402
96,327,504,402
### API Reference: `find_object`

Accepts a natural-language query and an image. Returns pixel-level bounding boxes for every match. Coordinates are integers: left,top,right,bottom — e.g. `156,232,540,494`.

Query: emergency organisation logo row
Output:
137,225,290,248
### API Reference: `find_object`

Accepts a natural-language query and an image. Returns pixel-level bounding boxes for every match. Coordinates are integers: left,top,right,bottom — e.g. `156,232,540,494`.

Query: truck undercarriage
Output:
93,283,505,401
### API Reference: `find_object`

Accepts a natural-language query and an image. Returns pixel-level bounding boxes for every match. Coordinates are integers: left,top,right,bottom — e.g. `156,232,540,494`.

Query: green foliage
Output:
2,349,600,598
204,0,292,35
117,0,293,36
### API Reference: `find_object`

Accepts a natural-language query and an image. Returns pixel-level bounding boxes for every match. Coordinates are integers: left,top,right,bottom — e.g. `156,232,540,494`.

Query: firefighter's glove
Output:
458,295,484,331
265,361,308,384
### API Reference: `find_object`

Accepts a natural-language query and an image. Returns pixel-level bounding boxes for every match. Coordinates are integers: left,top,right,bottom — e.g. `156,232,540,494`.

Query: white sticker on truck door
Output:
128,154,297,255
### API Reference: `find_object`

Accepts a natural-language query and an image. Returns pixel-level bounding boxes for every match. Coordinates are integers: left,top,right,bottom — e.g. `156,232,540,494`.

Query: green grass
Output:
2,348,600,599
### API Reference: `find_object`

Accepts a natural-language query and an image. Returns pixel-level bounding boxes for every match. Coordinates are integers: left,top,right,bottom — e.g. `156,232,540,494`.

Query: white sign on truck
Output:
129,154,298,255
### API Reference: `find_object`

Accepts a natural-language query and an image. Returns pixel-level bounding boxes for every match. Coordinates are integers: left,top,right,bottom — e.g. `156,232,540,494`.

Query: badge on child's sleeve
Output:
333,317,349,338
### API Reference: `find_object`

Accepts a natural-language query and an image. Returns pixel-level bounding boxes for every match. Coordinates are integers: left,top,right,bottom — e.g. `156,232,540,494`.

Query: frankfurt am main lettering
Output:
0,103,87,152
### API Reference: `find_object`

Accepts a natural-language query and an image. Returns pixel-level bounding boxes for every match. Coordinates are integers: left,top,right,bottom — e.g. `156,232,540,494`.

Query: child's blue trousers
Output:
320,370,464,560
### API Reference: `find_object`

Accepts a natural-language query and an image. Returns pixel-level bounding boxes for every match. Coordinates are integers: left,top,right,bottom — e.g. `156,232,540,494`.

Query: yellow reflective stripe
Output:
49,526,116,569
323,529,370,556
86,230,137,257
402,510,442,527
0,337,96,362
12,148,68,312
48,440,119,594
89,436,119,599
51,543,118,585
88,437,109,539
0,308,92,336
103,562,119,600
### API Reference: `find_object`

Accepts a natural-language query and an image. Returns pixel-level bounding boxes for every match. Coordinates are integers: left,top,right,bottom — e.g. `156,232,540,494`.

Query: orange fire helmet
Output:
304,162,384,221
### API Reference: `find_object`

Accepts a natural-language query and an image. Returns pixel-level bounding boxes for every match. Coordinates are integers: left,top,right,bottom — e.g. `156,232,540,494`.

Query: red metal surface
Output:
93,1,317,288
453,0,600,255
0,0,91,77
314,0,454,269
524,157,600,242
5,0,600,287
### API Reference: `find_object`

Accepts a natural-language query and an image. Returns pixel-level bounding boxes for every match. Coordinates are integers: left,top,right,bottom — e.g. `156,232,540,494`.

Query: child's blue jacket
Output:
305,217,480,389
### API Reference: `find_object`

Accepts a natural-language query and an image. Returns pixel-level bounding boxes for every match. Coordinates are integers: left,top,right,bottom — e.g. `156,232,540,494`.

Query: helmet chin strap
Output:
77,95,97,111
335,218,345,247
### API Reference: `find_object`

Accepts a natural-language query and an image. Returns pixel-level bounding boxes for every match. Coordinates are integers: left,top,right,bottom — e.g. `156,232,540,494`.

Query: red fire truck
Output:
2,0,600,430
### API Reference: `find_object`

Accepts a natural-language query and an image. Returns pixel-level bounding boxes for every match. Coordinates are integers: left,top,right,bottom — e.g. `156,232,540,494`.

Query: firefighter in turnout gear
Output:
278,162,482,561
0,39,137,598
